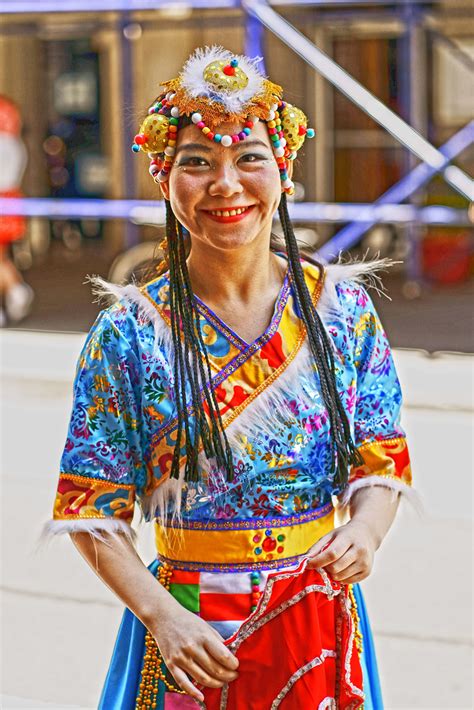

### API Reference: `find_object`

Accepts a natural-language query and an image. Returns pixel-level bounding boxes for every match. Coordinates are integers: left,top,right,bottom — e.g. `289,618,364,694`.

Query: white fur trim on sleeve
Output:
337,475,422,512
317,256,396,324
86,274,175,366
40,518,136,546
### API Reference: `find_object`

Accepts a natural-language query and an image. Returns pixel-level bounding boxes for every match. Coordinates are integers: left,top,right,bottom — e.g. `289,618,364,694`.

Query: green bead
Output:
277,534,285,542
169,117,179,126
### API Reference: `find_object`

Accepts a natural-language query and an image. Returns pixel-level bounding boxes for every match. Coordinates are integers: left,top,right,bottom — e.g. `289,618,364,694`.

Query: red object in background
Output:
0,96,27,244
0,189,26,245
422,231,472,285
202,561,364,710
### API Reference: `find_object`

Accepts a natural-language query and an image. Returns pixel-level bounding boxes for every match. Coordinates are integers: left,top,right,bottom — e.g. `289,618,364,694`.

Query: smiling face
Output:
159,120,284,253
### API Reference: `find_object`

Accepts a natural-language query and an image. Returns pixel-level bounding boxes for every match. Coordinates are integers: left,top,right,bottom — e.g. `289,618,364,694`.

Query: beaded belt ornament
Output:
132,46,315,195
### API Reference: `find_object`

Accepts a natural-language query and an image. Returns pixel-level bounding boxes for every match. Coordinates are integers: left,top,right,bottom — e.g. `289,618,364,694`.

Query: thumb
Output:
306,532,336,559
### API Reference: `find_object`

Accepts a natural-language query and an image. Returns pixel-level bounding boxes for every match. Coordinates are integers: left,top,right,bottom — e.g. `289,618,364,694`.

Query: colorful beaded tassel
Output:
135,564,186,709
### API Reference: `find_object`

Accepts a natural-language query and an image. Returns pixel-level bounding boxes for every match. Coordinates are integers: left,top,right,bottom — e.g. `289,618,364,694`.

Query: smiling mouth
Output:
204,206,253,217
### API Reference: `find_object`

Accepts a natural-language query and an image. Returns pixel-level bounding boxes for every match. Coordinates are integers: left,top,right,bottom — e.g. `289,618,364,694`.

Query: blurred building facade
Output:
0,1,472,277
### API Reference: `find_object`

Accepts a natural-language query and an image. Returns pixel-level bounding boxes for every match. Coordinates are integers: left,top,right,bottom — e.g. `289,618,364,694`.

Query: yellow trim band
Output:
155,509,335,568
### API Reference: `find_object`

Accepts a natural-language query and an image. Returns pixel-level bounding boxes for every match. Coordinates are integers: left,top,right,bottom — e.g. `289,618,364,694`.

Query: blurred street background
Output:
1,0,473,708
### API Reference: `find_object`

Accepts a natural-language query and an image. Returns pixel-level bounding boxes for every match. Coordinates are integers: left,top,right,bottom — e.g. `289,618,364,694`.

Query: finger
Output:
309,535,352,569
331,561,365,584
204,637,239,671
193,648,239,683
306,532,335,558
168,665,204,702
342,570,369,585
182,658,228,689
326,547,358,576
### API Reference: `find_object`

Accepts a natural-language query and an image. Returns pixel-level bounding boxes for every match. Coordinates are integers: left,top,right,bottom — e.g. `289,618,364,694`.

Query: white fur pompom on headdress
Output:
179,45,266,115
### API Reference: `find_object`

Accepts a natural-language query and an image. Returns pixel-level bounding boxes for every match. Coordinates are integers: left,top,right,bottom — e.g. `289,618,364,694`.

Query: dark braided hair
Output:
165,200,234,483
278,192,364,489
159,194,362,491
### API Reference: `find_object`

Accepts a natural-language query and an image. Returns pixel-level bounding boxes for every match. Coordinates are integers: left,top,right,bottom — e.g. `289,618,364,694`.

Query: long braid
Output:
175,218,235,473
278,193,363,489
165,201,234,482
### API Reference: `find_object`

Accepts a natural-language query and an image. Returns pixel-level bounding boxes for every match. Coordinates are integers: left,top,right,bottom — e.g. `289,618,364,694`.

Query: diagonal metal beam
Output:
319,122,474,259
243,0,473,201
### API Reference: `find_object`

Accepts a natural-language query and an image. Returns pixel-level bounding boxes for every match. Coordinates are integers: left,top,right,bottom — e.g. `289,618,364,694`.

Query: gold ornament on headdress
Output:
137,113,169,153
280,104,308,153
203,59,249,92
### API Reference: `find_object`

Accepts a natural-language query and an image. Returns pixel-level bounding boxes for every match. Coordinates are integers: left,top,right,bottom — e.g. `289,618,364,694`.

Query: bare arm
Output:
71,531,239,702
305,486,400,582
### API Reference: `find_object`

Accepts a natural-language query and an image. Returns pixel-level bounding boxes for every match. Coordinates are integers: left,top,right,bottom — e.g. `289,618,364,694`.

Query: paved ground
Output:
1,331,473,709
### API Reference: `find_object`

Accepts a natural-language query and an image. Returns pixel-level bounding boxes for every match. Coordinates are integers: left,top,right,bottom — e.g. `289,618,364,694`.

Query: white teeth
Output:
209,207,249,216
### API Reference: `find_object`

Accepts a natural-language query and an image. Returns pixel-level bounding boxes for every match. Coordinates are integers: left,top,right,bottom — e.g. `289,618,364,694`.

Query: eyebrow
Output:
175,138,271,156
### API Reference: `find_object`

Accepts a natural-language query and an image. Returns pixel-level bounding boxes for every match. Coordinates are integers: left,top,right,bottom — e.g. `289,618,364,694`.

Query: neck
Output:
186,237,285,305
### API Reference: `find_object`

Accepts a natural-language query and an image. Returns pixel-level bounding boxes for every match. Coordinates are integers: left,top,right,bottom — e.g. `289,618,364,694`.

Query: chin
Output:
204,229,263,251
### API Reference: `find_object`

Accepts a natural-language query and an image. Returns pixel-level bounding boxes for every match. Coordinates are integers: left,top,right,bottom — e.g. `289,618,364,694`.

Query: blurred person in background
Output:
0,95,34,327
45,47,414,709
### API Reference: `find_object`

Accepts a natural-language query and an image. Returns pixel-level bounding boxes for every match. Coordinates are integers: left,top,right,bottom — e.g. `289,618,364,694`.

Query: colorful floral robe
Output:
47,257,413,709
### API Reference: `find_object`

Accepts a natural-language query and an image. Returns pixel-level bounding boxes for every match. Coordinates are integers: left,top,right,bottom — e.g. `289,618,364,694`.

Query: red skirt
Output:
200,560,364,709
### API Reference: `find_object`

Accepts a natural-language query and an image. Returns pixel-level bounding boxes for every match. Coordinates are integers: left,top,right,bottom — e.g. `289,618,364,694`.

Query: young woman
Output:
46,47,413,709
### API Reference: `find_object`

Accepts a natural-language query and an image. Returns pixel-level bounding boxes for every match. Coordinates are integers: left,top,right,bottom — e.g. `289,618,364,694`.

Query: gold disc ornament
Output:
280,104,308,153
203,59,249,93
137,113,170,153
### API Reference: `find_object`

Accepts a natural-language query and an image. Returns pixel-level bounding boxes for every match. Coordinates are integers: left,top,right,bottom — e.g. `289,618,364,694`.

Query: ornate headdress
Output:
132,46,315,194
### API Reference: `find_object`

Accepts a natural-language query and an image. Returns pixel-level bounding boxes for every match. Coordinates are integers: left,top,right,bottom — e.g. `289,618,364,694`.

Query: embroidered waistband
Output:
154,504,335,572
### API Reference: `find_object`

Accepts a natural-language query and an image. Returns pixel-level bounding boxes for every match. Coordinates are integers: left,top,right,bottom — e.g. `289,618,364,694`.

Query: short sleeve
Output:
339,284,413,506
45,307,145,539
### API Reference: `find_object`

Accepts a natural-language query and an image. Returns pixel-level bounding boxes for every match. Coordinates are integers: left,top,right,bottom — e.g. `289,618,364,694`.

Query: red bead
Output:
134,134,147,145
223,65,235,76
277,546,284,553
298,125,307,136
207,132,215,140
252,584,260,593
268,128,277,135
231,135,239,143
244,121,254,128
262,537,277,552
251,593,260,602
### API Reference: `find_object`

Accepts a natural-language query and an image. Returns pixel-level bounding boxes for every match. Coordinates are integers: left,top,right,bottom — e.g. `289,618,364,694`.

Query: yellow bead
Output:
202,127,210,135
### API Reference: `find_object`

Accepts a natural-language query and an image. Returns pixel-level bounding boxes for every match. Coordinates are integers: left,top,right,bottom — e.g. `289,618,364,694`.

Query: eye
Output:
177,156,209,167
239,152,268,163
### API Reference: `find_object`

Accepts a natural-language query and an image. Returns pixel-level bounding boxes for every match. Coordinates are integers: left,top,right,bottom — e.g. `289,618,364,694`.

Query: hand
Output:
305,519,378,584
151,602,239,702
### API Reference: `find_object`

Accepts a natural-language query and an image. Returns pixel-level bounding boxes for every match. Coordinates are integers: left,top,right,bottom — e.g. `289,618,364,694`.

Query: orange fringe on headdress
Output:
160,77,283,128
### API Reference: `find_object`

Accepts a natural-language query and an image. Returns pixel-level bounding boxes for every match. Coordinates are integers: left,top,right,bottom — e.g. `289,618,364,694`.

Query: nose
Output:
208,163,244,198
